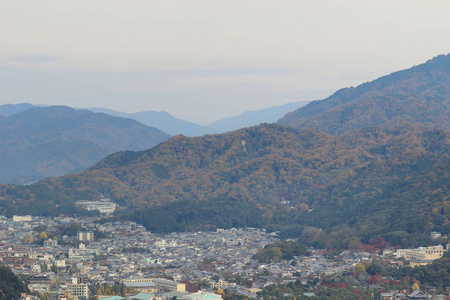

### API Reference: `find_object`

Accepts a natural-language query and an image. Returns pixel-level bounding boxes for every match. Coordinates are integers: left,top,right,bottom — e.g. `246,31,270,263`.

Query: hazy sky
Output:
1,0,450,124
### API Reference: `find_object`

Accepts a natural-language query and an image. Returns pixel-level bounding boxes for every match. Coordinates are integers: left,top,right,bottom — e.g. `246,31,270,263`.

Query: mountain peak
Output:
278,54,450,135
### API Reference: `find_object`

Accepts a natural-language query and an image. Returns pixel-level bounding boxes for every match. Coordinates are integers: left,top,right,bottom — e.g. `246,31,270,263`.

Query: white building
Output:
76,201,117,215
122,277,185,292
43,239,58,247
395,244,448,266
77,231,94,242
13,215,32,222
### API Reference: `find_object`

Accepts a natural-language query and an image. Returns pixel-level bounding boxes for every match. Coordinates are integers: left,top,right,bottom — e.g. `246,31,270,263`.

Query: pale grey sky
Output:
1,0,450,124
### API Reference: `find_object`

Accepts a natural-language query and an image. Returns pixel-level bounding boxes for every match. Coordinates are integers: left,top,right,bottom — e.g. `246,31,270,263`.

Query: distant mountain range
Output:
0,103,40,117
208,101,309,133
0,101,312,137
279,55,450,134
1,55,450,248
0,106,169,184
89,102,311,136
87,108,216,137
0,100,312,183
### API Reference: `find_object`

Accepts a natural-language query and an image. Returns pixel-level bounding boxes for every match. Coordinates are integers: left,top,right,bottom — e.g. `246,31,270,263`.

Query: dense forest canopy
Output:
0,266,28,299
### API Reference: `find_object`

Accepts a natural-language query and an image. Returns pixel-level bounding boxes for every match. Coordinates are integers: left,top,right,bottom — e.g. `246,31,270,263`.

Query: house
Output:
381,293,394,300
303,292,316,297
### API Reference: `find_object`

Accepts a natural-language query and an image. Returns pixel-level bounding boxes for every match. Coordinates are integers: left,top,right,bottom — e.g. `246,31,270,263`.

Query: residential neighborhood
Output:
0,215,448,300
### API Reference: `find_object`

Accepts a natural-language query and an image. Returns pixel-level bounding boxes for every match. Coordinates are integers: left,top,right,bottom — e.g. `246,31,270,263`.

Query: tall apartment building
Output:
77,231,94,242
43,239,58,247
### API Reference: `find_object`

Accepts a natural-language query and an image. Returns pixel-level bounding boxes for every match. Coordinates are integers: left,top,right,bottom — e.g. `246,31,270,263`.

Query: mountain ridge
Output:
279,54,450,134
87,107,216,136
0,103,39,117
208,100,310,133
0,106,170,184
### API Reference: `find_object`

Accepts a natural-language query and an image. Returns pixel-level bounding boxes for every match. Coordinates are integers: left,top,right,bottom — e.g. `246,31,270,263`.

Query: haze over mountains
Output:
89,101,310,135
1,101,312,137
0,106,170,184
0,103,40,117
1,54,449,247
87,107,216,137
0,101,308,183
208,100,309,133
279,55,450,134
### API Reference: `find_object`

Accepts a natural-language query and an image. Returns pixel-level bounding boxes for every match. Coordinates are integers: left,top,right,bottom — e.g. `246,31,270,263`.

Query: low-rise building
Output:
13,215,32,222
76,201,117,215
66,277,89,298
122,278,185,292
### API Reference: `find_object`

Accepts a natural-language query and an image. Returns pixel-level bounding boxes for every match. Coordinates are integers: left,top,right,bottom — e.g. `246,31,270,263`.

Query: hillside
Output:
0,266,28,299
88,107,216,136
208,101,310,133
279,54,450,135
0,106,170,184
1,123,449,246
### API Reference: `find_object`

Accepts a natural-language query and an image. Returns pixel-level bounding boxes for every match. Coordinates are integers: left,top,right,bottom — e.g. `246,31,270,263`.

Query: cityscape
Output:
1,214,448,299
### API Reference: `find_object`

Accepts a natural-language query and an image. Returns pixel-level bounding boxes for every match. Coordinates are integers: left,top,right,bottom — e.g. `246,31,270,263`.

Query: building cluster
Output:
0,215,448,300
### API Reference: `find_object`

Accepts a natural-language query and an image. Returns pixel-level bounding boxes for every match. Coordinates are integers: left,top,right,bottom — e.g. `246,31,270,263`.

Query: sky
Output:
1,0,450,125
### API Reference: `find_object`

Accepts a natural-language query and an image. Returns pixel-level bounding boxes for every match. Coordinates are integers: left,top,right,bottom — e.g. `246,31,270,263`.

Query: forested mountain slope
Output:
1,123,448,246
279,54,450,135
0,106,170,184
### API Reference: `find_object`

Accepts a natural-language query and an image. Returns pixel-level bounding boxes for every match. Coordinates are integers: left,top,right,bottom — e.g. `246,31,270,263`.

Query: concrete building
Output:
77,231,94,242
122,278,185,292
67,278,89,298
44,239,58,247
124,281,157,293
76,201,117,215
395,244,448,267
13,215,32,222
210,279,229,289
